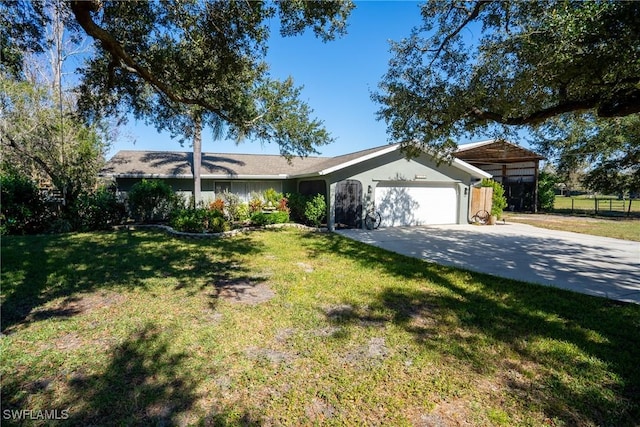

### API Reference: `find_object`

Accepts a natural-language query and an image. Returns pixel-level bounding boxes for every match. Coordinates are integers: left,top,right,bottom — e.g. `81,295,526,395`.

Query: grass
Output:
553,195,640,216
504,213,640,241
2,229,639,426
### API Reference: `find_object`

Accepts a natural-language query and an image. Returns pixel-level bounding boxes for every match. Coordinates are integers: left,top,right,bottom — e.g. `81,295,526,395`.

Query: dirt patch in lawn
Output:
23,292,126,325
342,337,390,366
305,397,337,422
244,346,297,365
213,279,275,304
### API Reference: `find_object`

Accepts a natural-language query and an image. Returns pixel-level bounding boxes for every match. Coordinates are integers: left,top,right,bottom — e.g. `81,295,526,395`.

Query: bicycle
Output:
364,209,382,230
471,209,490,225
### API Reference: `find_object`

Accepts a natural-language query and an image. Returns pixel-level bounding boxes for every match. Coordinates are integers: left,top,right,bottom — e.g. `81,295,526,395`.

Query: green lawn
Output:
553,195,640,216
2,229,639,426
503,213,640,241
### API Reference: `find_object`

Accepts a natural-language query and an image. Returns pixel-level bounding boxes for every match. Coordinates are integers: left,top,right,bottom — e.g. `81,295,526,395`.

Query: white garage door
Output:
374,184,458,227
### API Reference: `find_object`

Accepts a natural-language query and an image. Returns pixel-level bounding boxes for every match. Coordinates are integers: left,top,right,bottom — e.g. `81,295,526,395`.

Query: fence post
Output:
595,197,598,215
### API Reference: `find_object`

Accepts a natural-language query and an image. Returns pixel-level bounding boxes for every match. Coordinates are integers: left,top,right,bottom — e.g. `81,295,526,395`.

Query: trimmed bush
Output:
250,211,289,226
170,208,230,233
268,211,290,224
127,179,181,223
250,212,269,226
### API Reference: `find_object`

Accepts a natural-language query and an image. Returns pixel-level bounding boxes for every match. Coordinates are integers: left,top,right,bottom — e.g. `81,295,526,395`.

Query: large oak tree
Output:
373,1,640,159
3,0,353,203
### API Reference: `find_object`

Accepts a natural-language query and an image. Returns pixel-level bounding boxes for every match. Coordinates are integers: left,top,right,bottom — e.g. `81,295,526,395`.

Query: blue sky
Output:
108,2,480,159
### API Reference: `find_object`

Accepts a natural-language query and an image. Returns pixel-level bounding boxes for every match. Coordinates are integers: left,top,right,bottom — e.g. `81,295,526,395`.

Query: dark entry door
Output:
334,180,362,228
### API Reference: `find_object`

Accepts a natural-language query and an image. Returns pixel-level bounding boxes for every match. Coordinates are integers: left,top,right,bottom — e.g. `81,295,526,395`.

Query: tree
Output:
535,114,640,200
537,169,558,212
1,0,108,212
373,1,640,159
2,1,354,204
0,74,108,210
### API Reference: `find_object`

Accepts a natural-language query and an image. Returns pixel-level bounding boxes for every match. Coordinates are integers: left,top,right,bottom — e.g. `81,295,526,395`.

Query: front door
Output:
334,180,362,228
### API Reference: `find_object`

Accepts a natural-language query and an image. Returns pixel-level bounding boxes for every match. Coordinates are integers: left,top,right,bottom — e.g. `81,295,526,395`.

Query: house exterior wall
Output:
323,151,478,230
112,150,481,227
114,177,288,204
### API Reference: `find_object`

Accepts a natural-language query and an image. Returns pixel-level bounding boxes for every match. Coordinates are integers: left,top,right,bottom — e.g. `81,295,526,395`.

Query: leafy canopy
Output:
0,74,107,207
0,0,353,159
535,114,640,196
374,1,640,158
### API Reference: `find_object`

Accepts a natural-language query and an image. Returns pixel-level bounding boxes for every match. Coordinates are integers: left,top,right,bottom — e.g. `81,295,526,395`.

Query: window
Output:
207,181,286,201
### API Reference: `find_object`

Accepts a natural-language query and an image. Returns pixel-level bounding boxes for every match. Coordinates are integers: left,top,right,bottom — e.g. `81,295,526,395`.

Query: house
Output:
101,144,492,230
455,139,545,212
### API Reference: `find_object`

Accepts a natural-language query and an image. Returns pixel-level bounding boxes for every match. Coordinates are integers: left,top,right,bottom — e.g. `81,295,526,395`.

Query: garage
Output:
374,183,458,226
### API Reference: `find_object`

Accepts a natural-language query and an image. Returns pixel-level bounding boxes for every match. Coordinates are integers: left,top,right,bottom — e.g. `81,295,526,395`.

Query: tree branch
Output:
428,0,489,66
69,1,237,125
468,88,640,125
2,133,60,186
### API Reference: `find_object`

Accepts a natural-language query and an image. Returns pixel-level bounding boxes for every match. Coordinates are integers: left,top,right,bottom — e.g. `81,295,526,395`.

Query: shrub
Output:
305,194,326,227
263,188,283,206
287,192,310,224
277,197,289,213
249,196,263,214
250,212,269,226
0,173,49,234
209,198,225,215
231,202,250,223
268,211,290,224
481,178,508,218
221,191,246,222
538,171,557,212
170,208,229,233
72,187,126,231
127,179,180,223
208,216,230,233
170,209,204,233
250,211,290,226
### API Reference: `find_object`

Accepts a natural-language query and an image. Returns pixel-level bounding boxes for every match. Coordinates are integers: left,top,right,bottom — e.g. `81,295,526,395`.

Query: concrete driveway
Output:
336,223,640,304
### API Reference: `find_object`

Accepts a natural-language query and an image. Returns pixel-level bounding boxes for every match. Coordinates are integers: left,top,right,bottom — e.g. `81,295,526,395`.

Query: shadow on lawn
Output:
304,233,640,425
64,324,198,425
2,324,258,426
0,229,262,332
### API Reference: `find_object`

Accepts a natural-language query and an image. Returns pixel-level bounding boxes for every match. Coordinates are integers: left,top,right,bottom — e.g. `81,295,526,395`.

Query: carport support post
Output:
327,181,336,231
533,161,539,213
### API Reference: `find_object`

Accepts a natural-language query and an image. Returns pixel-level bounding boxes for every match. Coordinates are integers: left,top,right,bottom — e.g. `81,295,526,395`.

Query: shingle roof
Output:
100,150,330,178
101,142,493,180
101,145,397,179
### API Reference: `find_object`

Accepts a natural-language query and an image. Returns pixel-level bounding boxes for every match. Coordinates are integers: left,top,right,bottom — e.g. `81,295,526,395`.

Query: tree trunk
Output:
192,110,202,206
